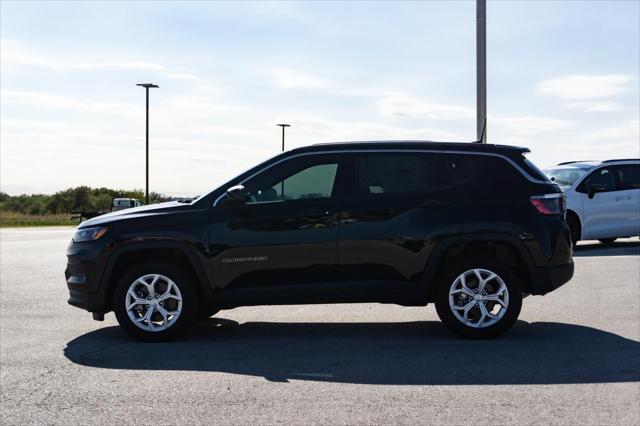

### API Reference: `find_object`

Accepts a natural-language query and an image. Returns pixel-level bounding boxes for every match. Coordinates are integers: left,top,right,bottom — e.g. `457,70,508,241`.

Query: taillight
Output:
530,193,566,215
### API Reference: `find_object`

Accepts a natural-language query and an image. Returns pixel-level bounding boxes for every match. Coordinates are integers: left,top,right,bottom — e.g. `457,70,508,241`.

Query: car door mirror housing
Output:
587,184,606,199
225,184,249,205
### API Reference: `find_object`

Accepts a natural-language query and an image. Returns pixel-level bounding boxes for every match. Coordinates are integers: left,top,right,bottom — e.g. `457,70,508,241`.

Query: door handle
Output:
418,200,452,209
301,209,332,216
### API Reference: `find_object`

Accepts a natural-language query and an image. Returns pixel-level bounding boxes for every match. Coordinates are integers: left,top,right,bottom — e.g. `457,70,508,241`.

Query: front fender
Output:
96,239,214,312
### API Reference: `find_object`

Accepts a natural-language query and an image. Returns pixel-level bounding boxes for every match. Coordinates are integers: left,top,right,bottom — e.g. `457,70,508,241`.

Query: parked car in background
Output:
110,198,142,212
544,159,640,245
65,141,574,341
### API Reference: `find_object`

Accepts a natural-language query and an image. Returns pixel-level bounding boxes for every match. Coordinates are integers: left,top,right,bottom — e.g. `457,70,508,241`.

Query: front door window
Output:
243,158,339,205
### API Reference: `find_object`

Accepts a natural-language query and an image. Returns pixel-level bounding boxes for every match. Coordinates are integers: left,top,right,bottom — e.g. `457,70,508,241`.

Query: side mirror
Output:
587,184,606,199
225,184,249,205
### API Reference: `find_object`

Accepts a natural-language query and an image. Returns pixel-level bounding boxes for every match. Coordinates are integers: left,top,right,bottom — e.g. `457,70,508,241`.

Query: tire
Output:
434,257,523,339
113,261,198,342
566,213,580,247
598,238,616,244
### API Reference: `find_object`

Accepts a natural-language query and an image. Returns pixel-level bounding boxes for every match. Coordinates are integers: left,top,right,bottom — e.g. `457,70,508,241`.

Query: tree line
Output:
0,187,169,215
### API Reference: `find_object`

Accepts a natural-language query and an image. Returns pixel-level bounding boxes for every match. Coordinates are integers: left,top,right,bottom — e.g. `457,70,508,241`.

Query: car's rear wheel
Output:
435,257,522,339
113,262,197,342
598,238,616,244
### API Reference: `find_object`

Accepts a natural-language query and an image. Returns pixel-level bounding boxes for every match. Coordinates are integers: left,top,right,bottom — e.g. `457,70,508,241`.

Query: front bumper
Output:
65,238,111,313
66,266,107,313
528,260,574,295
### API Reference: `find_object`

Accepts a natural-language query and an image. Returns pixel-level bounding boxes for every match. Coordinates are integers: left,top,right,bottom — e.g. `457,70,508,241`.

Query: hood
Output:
79,201,187,228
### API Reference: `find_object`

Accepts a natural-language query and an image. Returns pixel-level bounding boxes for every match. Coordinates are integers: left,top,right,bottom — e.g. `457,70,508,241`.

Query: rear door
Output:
337,151,461,285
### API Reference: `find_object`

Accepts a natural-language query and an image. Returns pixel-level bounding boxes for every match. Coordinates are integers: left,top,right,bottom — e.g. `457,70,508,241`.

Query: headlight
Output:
73,227,108,243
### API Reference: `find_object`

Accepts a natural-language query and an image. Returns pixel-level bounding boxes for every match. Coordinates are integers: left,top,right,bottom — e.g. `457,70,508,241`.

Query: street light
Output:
277,123,290,152
136,83,159,204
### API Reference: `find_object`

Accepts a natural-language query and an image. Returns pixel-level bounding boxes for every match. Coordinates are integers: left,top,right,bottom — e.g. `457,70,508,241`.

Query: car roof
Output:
289,140,530,155
550,159,640,170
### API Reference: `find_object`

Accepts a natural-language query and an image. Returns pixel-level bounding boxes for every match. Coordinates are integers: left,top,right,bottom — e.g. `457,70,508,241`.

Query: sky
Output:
1,0,639,196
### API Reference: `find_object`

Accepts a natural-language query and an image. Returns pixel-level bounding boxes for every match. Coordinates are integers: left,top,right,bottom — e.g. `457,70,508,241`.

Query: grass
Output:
0,211,79,227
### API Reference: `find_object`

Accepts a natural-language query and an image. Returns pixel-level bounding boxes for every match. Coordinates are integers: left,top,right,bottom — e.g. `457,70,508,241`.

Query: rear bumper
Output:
528,260,574,295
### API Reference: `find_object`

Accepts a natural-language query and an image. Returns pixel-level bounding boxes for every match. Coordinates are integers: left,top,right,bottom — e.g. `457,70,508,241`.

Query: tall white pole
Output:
477,0,487,143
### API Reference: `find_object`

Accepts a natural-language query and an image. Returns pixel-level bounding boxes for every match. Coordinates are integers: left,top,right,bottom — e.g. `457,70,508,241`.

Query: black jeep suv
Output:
66,141,574,341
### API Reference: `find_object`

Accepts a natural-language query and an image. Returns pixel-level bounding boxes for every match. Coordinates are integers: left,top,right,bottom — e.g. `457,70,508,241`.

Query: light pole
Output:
136,83,159,204
277,123,290,152
476,0,487,143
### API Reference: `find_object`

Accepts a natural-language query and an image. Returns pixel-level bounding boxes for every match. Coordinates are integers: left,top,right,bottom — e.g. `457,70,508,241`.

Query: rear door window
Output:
353,153,440,197
612,165,640,190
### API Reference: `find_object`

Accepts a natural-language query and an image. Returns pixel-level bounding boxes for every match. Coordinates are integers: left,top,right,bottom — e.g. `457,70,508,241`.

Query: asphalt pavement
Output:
1,227,639,424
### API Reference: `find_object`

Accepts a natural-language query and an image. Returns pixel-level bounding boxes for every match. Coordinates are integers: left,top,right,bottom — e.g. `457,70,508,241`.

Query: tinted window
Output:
447,154,526,199
244,157,339,204
582,168,615,191
613,165,640,190
354,154,438,196
275,163,338,200
521,157,550,181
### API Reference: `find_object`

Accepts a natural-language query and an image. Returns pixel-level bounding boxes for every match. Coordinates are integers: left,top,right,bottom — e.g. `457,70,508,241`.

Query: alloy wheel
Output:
125,273,183,332
448,268,509,328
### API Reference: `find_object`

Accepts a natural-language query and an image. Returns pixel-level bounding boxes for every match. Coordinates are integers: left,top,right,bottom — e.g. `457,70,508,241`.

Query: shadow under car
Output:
64,319,640,385
573,239,640,257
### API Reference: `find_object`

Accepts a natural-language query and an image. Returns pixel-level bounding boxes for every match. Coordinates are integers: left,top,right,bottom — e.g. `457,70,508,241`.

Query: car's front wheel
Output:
435,257,522,339
113,262,198,342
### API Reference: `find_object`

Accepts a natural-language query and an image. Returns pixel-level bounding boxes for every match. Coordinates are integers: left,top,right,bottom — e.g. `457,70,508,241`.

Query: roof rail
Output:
557,160,595,165
602,158,640,163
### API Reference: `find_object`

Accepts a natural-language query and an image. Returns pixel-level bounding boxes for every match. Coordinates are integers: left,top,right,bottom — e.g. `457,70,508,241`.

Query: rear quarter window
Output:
445,154,528,199
521,157,550,181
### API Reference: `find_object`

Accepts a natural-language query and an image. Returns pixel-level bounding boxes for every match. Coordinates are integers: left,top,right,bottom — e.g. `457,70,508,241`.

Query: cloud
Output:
270,67,331,89
538,75,634,100
1,90,142,116
583,119,640,145
493,116,571,136
250,1,307,21
564,101,623,112
282,115,465,143
375,92,569,137
0,41,200,81
377,92,475,120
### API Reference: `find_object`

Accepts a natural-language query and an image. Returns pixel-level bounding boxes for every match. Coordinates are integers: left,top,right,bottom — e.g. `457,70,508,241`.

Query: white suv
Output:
544,160,640,245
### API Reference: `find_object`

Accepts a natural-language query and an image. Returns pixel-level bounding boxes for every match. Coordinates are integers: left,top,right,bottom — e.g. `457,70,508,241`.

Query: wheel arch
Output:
424,234,536,301
566,209,582,241
100,241,214,313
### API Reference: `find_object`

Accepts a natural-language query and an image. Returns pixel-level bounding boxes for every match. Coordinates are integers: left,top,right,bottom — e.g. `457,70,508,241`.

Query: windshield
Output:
544,168,587,188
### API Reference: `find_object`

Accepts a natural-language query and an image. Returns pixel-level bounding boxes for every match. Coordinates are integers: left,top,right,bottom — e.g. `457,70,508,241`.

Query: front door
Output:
578,166,619,239
209,154,344,290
